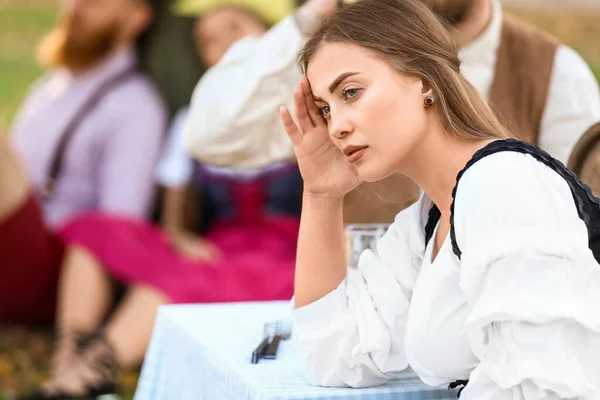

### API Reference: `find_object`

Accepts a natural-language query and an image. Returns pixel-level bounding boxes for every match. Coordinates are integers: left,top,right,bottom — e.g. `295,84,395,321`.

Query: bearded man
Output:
0,0,166,324
424,0,600,164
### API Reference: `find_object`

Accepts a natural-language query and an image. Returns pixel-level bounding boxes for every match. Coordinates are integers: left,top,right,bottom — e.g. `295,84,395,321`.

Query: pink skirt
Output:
57,214,299,304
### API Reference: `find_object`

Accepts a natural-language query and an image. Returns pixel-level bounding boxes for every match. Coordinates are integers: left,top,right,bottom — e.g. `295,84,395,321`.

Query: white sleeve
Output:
537,45,600,165
183,16,302,168
9,74,51,140
291,198,428,388
453,152,600,400
155,108,194,188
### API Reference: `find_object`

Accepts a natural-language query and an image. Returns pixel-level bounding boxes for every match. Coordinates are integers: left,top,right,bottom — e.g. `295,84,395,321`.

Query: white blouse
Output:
292,152,600,399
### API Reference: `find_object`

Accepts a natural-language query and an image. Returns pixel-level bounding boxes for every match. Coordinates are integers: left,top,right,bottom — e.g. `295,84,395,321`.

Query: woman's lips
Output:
343,145,368,163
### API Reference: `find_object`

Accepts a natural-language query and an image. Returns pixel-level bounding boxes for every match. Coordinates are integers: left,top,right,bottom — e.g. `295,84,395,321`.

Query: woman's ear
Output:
421,78,434,96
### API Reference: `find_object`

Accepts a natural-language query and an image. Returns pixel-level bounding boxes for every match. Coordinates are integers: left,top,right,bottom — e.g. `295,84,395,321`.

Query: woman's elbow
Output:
304,355,399,389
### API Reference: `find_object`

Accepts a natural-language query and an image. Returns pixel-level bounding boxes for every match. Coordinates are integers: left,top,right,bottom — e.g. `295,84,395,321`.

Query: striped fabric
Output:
134,302,458,400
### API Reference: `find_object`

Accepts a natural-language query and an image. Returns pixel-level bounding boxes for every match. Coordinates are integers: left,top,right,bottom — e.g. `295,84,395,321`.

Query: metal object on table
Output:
263,335,281,360
345,223,391,269
251,337,270,364
251,320,292,364
97,394,122,400
567,121,600,197
263,320,291,340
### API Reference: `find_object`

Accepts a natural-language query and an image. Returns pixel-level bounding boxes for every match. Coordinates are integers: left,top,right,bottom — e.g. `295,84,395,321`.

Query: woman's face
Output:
306,42,433,183
196,7,267,68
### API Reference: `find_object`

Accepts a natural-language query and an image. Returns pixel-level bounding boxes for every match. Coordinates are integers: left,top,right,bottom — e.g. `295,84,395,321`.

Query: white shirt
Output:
292,151,600,398
156,107,194,188
184,2,600,167
10,48,166,228
459,0,600,164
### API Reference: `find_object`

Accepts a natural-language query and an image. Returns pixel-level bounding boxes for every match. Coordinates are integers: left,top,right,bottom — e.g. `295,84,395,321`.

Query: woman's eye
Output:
318,105,331,117
342,88,361,99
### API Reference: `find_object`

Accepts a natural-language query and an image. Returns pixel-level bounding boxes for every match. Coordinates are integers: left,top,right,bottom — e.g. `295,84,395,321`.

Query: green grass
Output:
0,389,135,400
593,65,600,84
0,1,58,127
0,395,133,400
508,6,600,83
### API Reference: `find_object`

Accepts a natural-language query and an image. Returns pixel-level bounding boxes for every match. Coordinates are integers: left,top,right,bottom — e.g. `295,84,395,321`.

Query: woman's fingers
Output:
280,106,302,146
293,85,315,133
281,77,325,147
300,76,324,127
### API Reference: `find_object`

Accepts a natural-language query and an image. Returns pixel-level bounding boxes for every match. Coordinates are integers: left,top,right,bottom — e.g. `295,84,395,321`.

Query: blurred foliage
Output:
0,1,58,129
0,327,137,399
507,5,600,81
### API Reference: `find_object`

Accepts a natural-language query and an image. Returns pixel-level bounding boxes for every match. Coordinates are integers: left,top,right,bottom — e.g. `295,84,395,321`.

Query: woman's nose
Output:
329,115,353,140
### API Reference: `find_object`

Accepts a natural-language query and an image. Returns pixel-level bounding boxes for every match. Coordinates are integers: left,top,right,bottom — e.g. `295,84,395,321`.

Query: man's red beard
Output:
37,14,120,71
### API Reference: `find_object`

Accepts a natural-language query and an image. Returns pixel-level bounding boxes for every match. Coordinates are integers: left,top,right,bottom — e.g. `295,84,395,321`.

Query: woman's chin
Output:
355,162,397,184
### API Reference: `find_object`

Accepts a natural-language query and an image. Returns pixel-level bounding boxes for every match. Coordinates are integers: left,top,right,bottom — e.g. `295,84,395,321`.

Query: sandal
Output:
22,387,120,400
48,331,90,379
23,331,119,400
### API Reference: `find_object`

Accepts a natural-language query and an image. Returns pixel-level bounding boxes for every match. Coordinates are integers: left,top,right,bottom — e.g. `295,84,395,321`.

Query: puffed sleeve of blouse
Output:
453,151,600,399
291,195,429,389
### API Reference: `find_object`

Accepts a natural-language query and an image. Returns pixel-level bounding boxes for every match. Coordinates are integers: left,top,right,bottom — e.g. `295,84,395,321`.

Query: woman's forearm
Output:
294,192,347,308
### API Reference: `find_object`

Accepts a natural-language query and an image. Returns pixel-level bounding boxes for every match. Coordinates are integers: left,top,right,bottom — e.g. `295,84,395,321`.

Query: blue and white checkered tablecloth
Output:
134,301,458,400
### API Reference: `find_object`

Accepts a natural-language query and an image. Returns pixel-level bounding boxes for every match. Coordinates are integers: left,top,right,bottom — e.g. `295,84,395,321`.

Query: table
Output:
134,301,458,400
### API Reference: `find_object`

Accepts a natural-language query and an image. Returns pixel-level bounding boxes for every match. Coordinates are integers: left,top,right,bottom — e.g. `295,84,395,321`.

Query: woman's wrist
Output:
302,191,344,208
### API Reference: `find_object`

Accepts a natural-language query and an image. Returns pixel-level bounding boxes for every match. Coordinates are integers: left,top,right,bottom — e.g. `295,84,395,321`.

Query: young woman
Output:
282,0,600,398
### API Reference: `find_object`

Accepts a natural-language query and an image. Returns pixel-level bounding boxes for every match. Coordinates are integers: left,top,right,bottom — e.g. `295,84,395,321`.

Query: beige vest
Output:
489,13,559,144
343,14,559,224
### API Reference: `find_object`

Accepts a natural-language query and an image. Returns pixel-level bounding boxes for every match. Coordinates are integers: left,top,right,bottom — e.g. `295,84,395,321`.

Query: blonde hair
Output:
298,0,510,142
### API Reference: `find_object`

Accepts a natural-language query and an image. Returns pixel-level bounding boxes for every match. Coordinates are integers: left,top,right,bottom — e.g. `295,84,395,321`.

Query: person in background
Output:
283,0,600,397
184,0,600,224
423,0,600,165
0,0,166,328
156,0,294,261
182,0,420,225
27,1,337,398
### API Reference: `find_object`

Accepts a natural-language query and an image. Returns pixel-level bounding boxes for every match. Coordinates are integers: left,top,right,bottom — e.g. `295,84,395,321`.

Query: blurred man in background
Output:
424,0,600,164
0,0,166,325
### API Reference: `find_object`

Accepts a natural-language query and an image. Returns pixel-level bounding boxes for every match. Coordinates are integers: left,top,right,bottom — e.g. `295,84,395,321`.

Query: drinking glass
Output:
344,223,390,268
